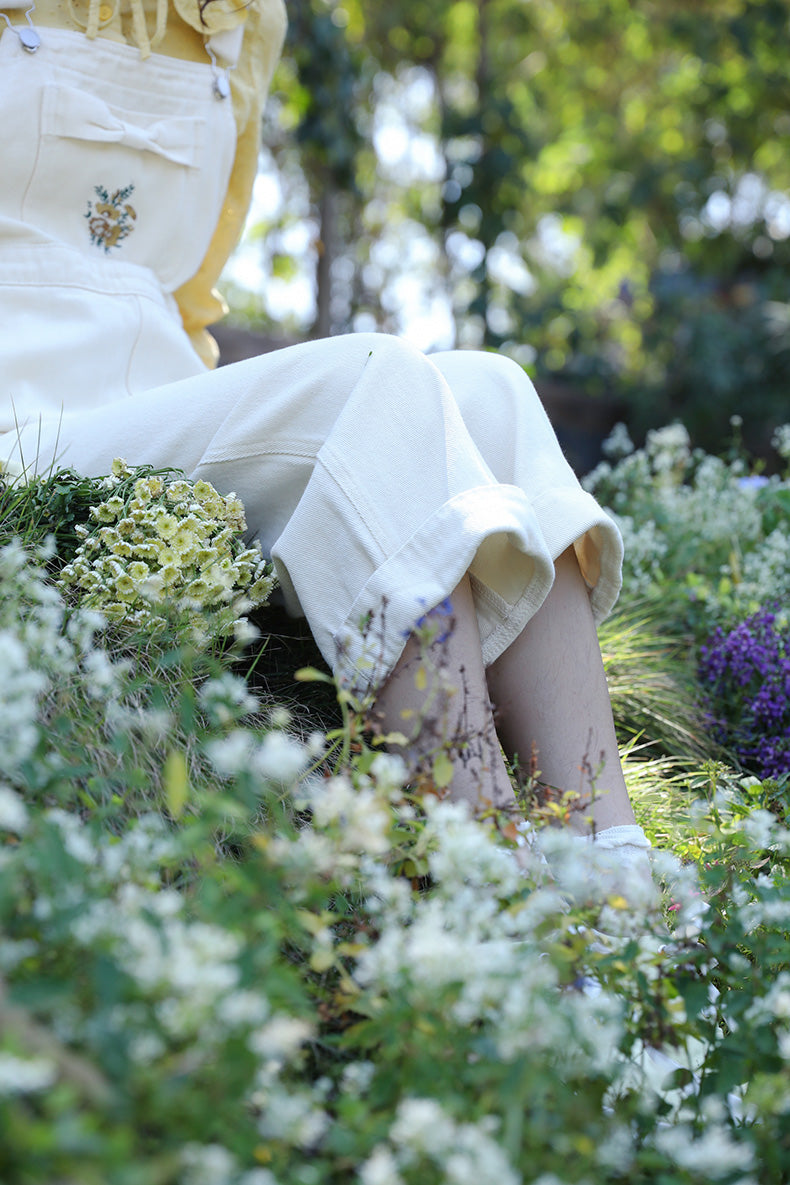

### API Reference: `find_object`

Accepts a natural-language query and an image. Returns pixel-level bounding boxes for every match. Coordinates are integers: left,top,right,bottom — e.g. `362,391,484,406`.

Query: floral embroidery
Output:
85,184,137,253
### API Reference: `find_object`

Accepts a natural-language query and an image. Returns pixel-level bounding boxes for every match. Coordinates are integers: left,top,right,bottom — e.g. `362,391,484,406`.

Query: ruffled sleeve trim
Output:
74,0,255,58
172,0,252,38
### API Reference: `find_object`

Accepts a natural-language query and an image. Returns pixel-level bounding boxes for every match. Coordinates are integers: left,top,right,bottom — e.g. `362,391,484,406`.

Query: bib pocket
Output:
22,76,235,290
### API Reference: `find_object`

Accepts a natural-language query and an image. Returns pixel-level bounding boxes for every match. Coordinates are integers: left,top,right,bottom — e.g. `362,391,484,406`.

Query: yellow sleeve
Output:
173,0,287,367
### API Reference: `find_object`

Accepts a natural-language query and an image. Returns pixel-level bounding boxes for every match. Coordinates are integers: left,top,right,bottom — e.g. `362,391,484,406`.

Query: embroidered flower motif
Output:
85,184,137,253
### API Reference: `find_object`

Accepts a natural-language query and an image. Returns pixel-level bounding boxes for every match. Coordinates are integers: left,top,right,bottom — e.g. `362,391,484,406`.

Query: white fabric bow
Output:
43,83,199,167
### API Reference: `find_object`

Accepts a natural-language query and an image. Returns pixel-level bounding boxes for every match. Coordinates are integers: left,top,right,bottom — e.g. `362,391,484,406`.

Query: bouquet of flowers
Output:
57,458,276,639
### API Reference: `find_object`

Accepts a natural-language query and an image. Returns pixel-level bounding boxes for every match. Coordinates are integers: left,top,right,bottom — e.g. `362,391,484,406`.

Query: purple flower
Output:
699,605,790,779
403,596,456,644
737,475,770,490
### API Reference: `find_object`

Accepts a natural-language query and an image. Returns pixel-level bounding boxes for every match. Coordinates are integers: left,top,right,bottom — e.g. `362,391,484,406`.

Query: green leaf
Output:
294,666,334,684
164,749,190,820
432,751,454,790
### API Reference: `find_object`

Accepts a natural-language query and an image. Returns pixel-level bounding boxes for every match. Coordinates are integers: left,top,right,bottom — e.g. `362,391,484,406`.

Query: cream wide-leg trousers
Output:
7,332,623,690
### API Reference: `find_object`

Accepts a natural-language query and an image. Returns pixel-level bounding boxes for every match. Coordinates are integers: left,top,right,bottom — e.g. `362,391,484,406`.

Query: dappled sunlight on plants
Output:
1,440,790,1182
585,420,790,623
587,420,790,786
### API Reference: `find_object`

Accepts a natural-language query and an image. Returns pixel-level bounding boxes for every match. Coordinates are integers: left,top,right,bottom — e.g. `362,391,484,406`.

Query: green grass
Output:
600,600,713,762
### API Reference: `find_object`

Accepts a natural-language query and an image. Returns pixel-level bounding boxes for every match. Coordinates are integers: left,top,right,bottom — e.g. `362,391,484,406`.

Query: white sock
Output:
538,823,658,909
581,823,657,907
583,824,652,851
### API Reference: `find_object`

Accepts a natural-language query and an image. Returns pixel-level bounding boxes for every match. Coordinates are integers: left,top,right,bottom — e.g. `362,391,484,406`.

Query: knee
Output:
343,332,458,418
470,350,542,411
436,348,549,430
351,331,434,373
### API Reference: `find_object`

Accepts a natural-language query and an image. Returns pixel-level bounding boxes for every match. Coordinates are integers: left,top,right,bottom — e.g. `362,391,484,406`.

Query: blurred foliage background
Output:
219,0,790,459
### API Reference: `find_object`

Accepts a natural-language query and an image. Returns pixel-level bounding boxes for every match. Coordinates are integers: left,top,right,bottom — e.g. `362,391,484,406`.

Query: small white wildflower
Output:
310,776,391,854
369,752,408,791
739,892,790,934
0,629,48,772
771,423,790,460
741,526,790,607
204,729,256,776
390,1098,454,1154
128,1031,167,1065
387,1101,519,1185
741,808,783,851
610,512,667,596
199,673,258,726
45,809,97,864
105,701,172,744
233,617,260,646
254,731,308,783
81,647,126,698
305,730,326,759
700,1094,729,1124
341,1060,375,1097
745,971,790,1026
239,1172,281,1185
268,706,292,729
777,1029,790,1062
250,1015,313,1064
179,1142,237,1185
645,422,691,472
359,1146,405,1185
424,799,522,893
653,1123,753,1177
257,1088,329,1149
445,1140,516,1185
602,421,634,459
65,605,106,649
216,990,270,1029
581,457,612,493
0,784,28,834
767,988,790,1023
100,813,176,878
596,1124,635,1171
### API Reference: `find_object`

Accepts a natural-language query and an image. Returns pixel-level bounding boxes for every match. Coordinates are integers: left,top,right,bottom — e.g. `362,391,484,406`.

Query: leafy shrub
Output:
3,437,790,1185
2,564,790,1185
584,420,790,641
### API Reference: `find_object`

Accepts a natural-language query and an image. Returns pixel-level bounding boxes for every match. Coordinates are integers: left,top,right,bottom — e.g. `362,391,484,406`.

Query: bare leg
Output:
487,546,636,834
371,547,635,833
370,574,515,813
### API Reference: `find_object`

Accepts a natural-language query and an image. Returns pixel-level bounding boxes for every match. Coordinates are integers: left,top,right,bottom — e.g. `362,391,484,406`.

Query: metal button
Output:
98,4,114,21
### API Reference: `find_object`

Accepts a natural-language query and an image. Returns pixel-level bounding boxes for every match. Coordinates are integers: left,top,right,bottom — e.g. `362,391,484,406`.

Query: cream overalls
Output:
0,14,623,689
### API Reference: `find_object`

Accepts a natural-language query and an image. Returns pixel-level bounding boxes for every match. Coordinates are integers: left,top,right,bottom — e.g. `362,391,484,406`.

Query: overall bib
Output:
0,22,623,690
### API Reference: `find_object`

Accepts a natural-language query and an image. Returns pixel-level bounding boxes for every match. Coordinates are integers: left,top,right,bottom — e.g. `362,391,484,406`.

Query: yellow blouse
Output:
0,0,287,366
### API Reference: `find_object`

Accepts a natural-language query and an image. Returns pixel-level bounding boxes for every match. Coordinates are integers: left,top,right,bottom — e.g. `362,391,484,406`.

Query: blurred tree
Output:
275,0,366,336
226,0,790,454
